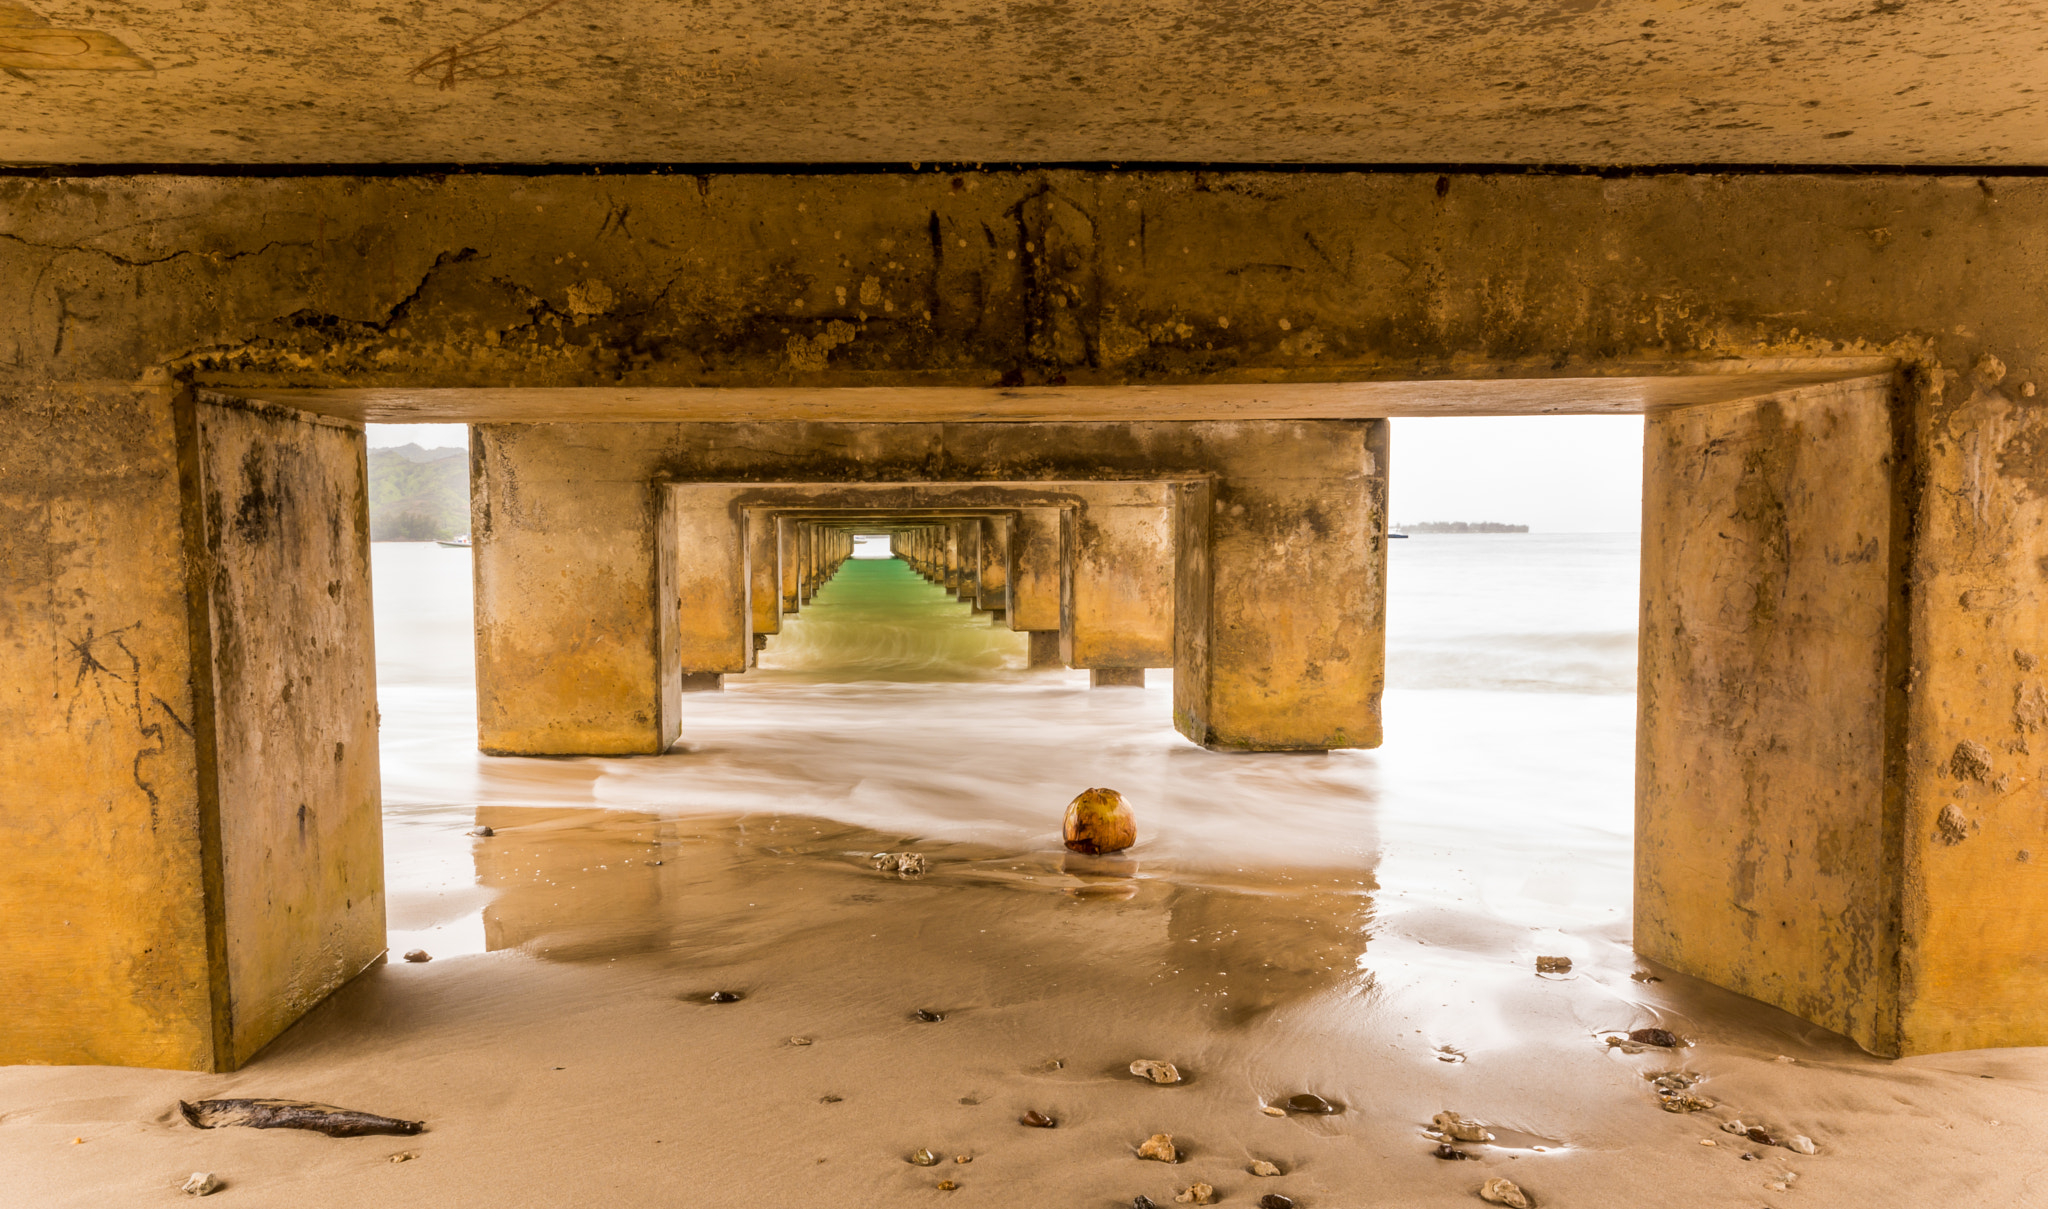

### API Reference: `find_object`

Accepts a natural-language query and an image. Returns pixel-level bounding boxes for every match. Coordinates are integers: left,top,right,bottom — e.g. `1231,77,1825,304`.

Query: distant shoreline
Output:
1396,521,1529,534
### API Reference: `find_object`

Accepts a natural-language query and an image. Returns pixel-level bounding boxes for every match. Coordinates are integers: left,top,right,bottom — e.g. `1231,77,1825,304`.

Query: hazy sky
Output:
369,415,1645,534
1389,415,1643,533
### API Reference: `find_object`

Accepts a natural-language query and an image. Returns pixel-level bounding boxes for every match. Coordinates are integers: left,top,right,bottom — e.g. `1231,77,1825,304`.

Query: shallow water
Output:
14,536,2048,1206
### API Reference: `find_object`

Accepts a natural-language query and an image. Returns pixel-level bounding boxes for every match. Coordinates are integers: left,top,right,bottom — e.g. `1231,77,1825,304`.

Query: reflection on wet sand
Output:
473,807,1380,1033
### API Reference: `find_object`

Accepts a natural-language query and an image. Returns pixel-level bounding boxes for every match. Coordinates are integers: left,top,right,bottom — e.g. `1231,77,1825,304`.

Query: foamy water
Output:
374,536,1639,964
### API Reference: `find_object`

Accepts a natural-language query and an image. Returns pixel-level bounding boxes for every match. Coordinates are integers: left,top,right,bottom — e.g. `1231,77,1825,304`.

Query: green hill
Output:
368,444,469,541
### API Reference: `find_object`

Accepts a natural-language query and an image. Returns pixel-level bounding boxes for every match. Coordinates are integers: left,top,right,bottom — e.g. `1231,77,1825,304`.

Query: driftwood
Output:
179,1099,423,1137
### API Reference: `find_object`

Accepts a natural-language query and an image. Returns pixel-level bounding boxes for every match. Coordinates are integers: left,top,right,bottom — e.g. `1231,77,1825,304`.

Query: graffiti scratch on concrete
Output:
0,2,151,74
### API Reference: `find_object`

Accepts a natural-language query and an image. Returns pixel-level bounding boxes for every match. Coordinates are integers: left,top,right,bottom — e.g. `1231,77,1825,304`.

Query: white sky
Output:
367,423,469,450
1390,415,1643,533
367,417,1644,534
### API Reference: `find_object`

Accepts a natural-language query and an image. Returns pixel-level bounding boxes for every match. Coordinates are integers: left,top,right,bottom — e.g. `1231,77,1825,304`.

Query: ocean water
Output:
373,534,1641,971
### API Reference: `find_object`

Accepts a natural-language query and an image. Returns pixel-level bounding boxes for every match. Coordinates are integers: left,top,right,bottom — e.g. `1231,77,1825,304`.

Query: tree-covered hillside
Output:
368,444,468,541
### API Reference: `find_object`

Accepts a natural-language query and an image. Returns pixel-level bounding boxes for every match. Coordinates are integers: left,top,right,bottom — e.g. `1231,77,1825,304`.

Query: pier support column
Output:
1060,495,1176,677
1637,372,2048,1056
977,515,1011,616
473,425,672,755
745,508,782,641
1170,421,1388,750
1008,506,1065,661
2,382,383,1071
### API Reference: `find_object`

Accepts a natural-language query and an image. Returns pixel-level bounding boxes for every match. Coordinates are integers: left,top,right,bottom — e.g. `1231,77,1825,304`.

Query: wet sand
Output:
6,546,2048,1205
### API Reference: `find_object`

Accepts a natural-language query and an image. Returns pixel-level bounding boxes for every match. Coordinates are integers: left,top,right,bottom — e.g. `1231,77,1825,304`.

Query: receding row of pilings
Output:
889,516,1093,675
20,371,2048,1071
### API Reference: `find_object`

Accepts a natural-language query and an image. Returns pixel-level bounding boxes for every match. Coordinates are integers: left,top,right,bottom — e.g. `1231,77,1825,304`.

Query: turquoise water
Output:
754,556,1028,681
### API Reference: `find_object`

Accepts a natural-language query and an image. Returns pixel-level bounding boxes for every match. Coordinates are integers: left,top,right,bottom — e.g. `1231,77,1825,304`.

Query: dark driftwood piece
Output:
179,1099,424,1137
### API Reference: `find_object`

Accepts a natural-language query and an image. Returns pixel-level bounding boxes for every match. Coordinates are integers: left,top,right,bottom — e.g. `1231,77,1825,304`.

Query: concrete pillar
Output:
1633,374,2048,1057
1,383,383,1071
668,484,753,680
1059,495,1175,675
943,522,963,597
1007,505,1064,658
977,515,1011,618
779,517,800,613
473,425,673,755
745,508,781,639
1170,421,1388,750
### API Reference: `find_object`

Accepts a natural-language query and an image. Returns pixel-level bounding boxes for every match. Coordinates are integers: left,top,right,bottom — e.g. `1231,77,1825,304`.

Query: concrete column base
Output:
1027,631,1064,668
1091,668,1146,688
679,672,724,692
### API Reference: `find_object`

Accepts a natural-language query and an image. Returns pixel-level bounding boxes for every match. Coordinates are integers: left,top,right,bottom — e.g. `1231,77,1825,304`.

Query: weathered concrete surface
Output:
1171,421,1388,750
4,3,2043,166
976,516,1010,613
1637,377,1901,1055
1639,369,2048,1057
472,428,668,756
4,173,2036,404
1058,499,1174,671
744,509,780,638
0,380,381,1071
194,396,383,1068
0,379,224,1069
1006,507,1064,636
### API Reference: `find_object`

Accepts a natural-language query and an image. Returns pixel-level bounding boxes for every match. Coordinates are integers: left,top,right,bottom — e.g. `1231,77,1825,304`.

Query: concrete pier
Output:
16,166,2048,1064
0,386,383,1071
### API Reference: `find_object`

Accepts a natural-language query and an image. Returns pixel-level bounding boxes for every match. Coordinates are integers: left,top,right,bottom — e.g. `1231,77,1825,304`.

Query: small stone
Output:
1745,1126,1776,1146
1130,1059,1182,1084
937,1180,958,1190
1250,1159,1282,1176
1285,1092,1338,1114
1773,1054,1796,1064
954,1155,972,1164
1535,955,1572,973
790,1036,813,1045
820,1094,842,1103
1479,1176,1531,1208
402,949,431,963
1174,1183,1216,1205
1721,1119,1749,1135
1434,1143,1473,1160
910,1148,939,1166
1137,1133,1177,1162
388,1150,418,1163
1259,1196,1295,1209
707,990,742,1003
1019,1109,1056,1128
1134,1198,1160,1209
1628,1028,1679,1048
871,852,928,878
181,1172,221,1196
1785,1134,1817,1155
467,826,493,837
915,1009,945,1022
1740,1151,1760,1162
1432,1110,1493,1143
1260,1105,1286,1117
1699,1139,1716,1146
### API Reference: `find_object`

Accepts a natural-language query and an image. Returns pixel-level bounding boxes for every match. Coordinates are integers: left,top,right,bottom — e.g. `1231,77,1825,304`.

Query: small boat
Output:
436,534,472,549
1389,531,1410,539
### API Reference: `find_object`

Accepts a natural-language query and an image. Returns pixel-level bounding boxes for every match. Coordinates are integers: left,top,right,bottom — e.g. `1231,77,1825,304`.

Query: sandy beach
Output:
5,540,2046,1206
